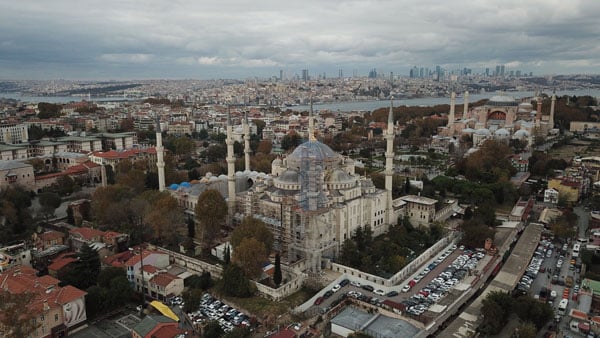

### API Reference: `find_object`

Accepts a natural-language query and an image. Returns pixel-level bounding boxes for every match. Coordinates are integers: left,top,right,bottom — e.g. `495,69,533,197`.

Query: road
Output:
574,205,590,238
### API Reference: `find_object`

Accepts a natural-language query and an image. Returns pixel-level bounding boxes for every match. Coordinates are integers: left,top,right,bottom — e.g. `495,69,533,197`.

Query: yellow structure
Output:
150,301,179,322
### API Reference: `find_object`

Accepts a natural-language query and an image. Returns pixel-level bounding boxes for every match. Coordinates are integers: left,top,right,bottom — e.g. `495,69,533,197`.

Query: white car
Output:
374,289,385,296
332,284,341,292
350,281,361,287
401,284,411,292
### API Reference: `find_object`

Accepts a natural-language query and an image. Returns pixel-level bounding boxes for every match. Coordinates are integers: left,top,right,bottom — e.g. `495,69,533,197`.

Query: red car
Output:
314,297,324,305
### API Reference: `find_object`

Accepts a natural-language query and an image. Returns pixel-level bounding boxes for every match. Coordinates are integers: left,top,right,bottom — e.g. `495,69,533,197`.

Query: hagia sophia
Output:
439,91,559,149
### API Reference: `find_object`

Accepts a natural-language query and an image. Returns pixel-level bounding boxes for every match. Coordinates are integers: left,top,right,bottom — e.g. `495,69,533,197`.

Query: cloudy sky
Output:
1,0,599,80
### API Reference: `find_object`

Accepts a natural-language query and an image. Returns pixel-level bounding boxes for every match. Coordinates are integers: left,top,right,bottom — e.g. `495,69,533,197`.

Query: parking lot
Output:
186,293,253,333
311,244,489,321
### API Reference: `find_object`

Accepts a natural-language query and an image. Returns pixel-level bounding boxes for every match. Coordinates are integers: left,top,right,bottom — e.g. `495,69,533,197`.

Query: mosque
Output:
439,91,558,149
160,105,409,273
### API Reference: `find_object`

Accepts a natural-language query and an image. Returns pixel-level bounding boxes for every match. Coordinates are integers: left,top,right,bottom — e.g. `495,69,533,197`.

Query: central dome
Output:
286,140,342,170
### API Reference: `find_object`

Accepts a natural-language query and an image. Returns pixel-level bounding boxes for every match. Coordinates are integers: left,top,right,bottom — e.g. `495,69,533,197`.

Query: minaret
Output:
463,91,469,117
549,93,556,128
536,95,542,127
385,99,395,225
308,99,316,141
155,117,166,192
226,108,236,214
243,111,251,171
448,91,456,127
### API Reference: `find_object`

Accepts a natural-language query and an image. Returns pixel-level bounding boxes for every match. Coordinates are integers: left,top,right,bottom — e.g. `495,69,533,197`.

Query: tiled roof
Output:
91,147,156,160
0,265,86,315
150,272,179,288
39,230,64,242
48,252,77,272
69,227,105,241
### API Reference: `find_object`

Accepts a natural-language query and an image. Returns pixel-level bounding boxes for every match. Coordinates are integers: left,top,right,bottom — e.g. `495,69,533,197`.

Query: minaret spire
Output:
243,111,251,171
308,98,316,141
226,106,236,215
155,116,166,192
385,98,395,226
448,91,456,127
463,90,469,117
550,91,556,128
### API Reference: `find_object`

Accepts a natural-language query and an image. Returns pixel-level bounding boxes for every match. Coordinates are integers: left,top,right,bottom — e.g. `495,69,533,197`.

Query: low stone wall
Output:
158,246,224,277
331,233,457,288
254,268,307,301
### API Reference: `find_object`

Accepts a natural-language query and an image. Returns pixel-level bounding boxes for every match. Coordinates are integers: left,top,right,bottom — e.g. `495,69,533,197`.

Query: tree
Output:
37,192,62,219
220,264,254,297
187,271,213,290
479,291,513,335
142,191,184,245
183,288,204,313
98,267,127,288
514,296,553,329
232,238,267,279
273,253,282,286
460,219,495,249
63,243,101,289
256,140,272,154
281,132,302,150
0,290,39,338
230,217,273,253
195,189,227,250
37,102,62,119
515,321,537,338
203,320,224,338
223,245,231,265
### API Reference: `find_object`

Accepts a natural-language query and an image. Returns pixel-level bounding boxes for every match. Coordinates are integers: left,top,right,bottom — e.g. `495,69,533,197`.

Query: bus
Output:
558,298,569,315
573,243,581,258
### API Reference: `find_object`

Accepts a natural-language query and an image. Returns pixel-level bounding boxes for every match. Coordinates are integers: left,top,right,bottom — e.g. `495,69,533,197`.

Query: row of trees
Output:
338,220,445,277
480,291,553,336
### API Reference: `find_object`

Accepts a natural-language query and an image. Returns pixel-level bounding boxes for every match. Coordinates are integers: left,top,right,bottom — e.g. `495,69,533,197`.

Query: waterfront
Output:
1,88,599,111
291,89,600,112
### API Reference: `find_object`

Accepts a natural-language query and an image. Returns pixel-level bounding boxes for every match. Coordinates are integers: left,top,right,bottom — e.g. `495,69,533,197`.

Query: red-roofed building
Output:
69,227,105,251
89,147,157,170
32,230,66,250
35,160,102,191
0,265,87,337
68,226,127,256
149,272,184,302
124,250,170,297
48,252,77,279
132,315,188,338
270,328,297,338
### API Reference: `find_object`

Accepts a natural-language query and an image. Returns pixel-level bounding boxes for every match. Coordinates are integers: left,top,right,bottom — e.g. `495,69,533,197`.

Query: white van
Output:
558,298,569,315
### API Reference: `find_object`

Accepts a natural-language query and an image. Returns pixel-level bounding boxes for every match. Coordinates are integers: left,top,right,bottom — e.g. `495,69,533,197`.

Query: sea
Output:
1,88,599,111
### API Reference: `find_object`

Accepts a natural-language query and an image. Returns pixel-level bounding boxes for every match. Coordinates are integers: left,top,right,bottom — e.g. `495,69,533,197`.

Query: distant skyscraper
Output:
302,69,309,81
495,65,501,76
279,69,283,81
485,68,490,77
500,65,505,76
339,69,343,78
368,68,377,78
389,72,394,82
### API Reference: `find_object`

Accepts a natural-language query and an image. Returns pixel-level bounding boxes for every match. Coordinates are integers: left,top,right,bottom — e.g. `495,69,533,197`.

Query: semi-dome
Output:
327,169,352,183
279,170,299,183
474,128,491,135
513,130,530,138
494,128,510,136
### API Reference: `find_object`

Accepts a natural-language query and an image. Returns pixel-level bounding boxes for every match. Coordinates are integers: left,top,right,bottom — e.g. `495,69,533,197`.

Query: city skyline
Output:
1,0,599,80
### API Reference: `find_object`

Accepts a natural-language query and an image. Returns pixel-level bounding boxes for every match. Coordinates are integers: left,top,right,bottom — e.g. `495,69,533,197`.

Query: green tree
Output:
460,219,495,249
273,253,282,286
230,217,273,253
98,267,126,288
480,291,513,335
220,264,254,297
37,102,63,118
203,320,224,338
515,321,537,338
195,189,228,250
183,288,204,313
63,243,101,289
514,296,553,329
38,192,62,219
281,132,302,150
187,271,212,290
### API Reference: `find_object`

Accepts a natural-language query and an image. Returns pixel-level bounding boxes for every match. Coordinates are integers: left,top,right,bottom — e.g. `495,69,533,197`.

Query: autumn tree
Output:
195,189,227,249
140,190,184,246
256,140,273,154
231,217,273,253
232,237,267,279
0,290,39,338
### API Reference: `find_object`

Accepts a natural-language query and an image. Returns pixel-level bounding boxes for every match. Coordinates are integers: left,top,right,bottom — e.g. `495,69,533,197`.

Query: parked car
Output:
362,285,374,292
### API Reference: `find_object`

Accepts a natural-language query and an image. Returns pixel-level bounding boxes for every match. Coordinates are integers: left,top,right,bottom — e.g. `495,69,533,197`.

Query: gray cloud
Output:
0,0,599,79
